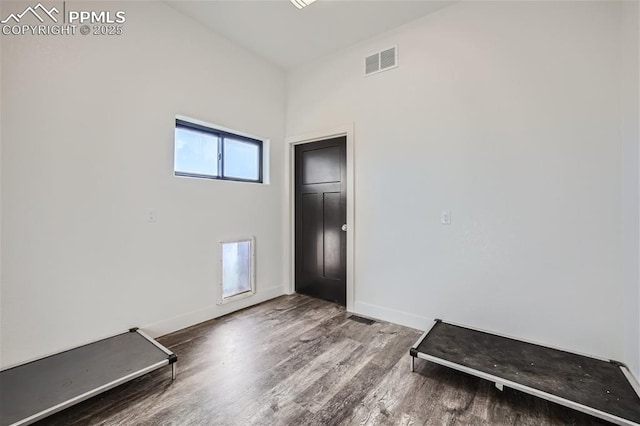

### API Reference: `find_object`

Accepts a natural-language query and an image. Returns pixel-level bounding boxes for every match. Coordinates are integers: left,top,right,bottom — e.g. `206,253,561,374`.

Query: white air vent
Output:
365,53,380,75
364,45,398,77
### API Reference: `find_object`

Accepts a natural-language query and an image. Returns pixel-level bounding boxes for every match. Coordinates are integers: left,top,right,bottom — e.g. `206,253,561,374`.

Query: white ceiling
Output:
166,1,453,70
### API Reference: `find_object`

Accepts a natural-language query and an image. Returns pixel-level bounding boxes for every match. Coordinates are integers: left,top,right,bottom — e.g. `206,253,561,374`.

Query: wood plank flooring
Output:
37,295,610,425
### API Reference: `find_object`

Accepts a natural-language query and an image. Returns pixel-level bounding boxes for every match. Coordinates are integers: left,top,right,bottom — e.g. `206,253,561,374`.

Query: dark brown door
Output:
295,137,346,305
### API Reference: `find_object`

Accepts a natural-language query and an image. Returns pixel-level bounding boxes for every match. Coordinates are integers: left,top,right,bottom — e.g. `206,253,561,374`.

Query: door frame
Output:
284,124,355,312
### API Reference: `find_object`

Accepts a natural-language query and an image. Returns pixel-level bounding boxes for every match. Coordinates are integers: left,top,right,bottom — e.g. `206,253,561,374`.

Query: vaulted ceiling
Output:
167,1,453,70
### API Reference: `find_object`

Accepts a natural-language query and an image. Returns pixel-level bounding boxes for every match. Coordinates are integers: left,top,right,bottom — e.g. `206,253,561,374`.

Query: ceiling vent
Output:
364,46,398,77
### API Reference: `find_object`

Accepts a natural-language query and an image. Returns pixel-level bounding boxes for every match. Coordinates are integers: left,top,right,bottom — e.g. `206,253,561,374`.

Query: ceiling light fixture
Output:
290,0,317,9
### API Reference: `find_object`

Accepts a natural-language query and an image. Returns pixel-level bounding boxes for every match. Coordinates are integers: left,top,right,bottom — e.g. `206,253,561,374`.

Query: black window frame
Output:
174,119,264,184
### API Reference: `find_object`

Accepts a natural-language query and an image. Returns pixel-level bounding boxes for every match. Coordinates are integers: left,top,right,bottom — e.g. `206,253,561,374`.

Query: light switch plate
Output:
441,210,451,225
147,208,157,222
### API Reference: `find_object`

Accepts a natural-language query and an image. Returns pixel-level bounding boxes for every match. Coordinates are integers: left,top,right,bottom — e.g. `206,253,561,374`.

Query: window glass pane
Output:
174,126,219,177
222,240,252,298
223,137,260,181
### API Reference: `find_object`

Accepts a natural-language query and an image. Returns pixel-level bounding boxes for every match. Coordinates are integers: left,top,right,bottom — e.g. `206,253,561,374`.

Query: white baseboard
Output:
0,287,284,370
143,286,285,338
353,300,432,331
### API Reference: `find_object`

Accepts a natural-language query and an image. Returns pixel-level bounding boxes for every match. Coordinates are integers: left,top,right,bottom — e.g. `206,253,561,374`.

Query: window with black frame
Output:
174,119,263,183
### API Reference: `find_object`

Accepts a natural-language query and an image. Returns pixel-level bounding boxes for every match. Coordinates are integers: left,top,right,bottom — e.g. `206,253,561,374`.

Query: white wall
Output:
287,1,634,363
0,6,3,366
2,0,638,374
1,1,285,368
621,1,640,376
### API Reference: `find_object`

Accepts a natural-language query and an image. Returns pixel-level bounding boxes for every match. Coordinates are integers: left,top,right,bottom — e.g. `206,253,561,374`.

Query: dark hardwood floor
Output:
38,294,610,425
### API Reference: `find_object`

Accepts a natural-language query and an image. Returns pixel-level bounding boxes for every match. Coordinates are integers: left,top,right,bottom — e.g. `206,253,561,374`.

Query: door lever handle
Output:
341,224,347,232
